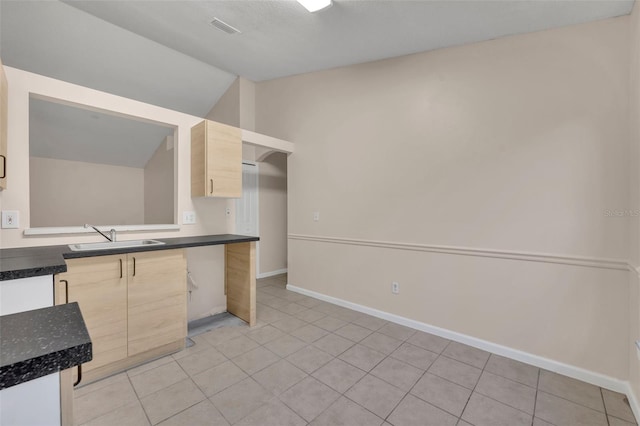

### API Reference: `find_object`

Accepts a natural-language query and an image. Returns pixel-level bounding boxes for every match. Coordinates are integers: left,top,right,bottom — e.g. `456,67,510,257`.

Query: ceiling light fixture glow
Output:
296,0,332,13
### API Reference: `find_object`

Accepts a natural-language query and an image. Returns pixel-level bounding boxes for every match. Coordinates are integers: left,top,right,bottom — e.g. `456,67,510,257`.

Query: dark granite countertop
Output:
0,302,92,390
0,234,259,281
0,245,69,281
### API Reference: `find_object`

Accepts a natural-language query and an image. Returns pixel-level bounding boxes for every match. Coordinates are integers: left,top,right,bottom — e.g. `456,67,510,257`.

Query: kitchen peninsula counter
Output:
0,234,259,281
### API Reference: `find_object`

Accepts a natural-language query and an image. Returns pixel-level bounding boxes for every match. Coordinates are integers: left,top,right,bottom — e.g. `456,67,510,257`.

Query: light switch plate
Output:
313,212,320,222
182,211,196,225
1,211,19,229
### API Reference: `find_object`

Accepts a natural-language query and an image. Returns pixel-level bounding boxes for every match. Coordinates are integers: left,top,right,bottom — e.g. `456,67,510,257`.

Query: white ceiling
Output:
62,0,636,82
30,97,175,168
0,1,236,117
1,0,635,118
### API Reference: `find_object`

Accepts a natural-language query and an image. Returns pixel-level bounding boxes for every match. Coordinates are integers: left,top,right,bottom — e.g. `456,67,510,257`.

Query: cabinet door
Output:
191,120,242,198
206,120,242,198
55,255,128,373
0,57,8,190
127,249,187,357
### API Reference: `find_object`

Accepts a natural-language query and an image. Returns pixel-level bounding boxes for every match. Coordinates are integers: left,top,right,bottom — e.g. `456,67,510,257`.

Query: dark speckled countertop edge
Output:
0,234,259,281
0,344,92,390
0,303,92,390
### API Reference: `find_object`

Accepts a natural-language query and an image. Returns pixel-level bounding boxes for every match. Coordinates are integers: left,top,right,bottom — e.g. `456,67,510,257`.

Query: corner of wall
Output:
628,1,640,419
239,77,256,132
205,77,240,126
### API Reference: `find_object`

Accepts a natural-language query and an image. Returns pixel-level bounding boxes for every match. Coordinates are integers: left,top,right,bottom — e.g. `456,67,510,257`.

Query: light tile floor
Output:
74,274,638,426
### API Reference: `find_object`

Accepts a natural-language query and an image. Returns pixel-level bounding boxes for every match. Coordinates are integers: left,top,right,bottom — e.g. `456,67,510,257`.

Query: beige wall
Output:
629,1,640,407
239,78,255,132
259,152,287,275
30,157,144,227
206,77,240,127
256,17,630,381
144,137,174,224
206,77,257,164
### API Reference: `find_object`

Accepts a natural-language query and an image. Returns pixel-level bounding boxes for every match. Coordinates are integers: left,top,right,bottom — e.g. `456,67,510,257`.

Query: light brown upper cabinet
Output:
191,120,242,198
0,57,8,190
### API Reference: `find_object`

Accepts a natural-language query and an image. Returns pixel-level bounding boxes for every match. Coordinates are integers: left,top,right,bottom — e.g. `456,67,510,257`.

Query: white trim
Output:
241,129,294,154
258,268,288,279
24,224,180,236
289,234,629,272
286,283,630,395
627,385,640,425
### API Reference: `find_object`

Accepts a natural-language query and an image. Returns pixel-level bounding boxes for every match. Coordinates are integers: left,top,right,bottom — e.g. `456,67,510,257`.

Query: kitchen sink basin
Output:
68,239,165,252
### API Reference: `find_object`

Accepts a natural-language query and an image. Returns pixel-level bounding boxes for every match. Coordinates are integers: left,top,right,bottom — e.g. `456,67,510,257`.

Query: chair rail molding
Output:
288,234,629,272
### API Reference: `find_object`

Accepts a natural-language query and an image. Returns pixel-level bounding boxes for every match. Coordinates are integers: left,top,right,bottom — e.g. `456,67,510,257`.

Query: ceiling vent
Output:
210,18,241,35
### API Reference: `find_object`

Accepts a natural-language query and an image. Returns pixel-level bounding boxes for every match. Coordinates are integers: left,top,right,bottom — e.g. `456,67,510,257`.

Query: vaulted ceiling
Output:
0,0,634,117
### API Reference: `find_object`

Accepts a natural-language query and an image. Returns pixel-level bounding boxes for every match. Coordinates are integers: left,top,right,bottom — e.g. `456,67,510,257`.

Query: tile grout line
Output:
469,369,539,419
81,276,616,426
124,372,154,425
275,381,330,424
531,365,541,426
386,344,447,422
265,279,510,424
272,283,621,421
457,345,491,425
149,355,216,425
174,329,255,425
310,333,402,423
602,387,611,426
536,388,612,417
231,375,300,426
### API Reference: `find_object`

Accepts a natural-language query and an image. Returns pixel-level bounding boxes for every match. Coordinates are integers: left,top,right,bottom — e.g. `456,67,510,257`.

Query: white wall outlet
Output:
182,211,196,225
391,282,400,294
225,207,231,216
1,211,19,229
313,211,320,222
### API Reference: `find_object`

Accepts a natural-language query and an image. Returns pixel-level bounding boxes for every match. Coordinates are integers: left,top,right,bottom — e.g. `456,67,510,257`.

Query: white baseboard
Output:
286,283,631,398
258,268,288,279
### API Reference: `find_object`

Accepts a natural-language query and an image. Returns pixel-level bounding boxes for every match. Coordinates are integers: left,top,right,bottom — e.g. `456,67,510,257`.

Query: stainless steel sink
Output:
68,239,165,252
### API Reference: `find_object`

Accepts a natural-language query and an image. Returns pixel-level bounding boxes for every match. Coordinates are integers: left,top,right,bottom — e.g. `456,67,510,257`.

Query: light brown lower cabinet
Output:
55,255,128,375
127,250,187,356
54,249,187,390
53,244,255,424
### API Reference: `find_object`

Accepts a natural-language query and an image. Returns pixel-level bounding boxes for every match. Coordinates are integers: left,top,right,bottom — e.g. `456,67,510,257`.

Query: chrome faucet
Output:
84,224,116,242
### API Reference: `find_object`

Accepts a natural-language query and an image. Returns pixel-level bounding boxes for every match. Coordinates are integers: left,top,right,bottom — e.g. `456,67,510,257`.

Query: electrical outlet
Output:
313,212,320,222
1,211,19,229
182,211,196,225
391,282,400,294
225,207,231,216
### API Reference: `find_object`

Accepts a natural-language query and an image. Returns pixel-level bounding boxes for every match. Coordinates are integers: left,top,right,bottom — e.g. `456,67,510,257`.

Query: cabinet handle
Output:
60,279,69,304
119,259,123,278
0,154,5,179
74,365,82,387
132,257,136,277
210,179,213,194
